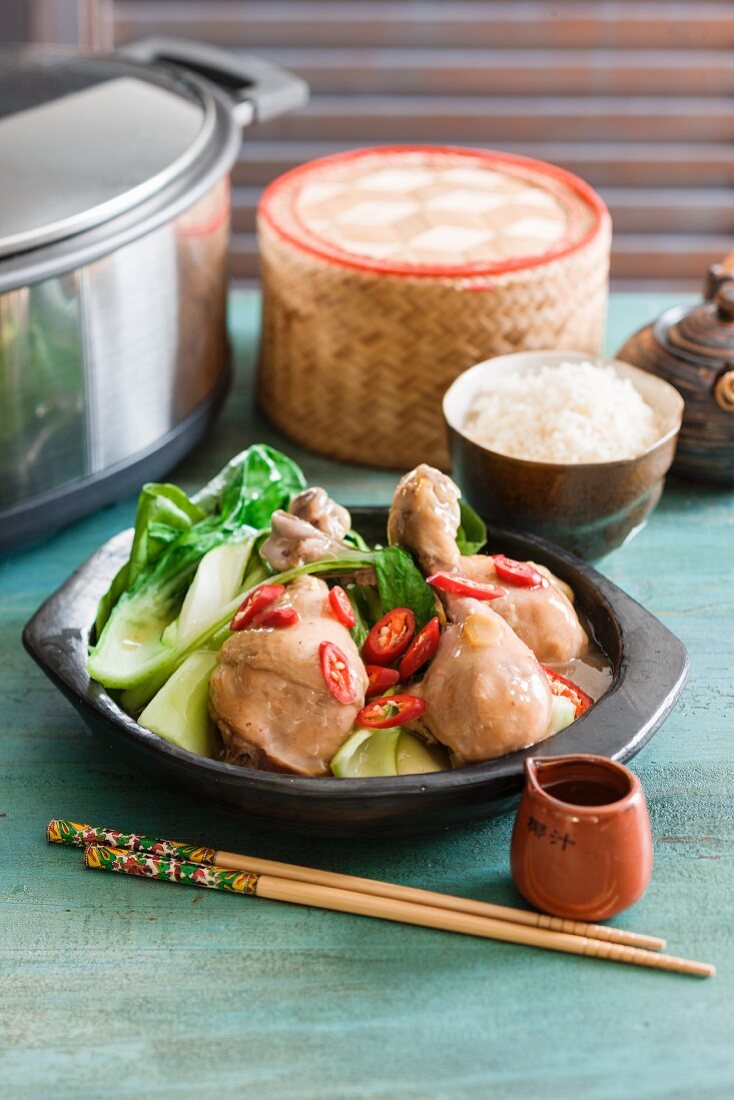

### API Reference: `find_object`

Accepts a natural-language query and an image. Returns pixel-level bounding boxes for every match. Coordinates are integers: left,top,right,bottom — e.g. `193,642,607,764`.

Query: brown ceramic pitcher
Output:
510,754,653,921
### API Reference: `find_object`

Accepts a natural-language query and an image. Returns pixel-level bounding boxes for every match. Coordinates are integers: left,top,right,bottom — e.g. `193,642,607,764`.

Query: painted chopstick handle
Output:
84,846,259,896
48,820,217,864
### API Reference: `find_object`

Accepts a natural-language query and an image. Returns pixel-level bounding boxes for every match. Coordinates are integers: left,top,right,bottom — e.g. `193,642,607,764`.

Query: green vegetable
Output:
95,484,205,636
549,695,576,735
138,650,220,757
330,729,373,777
342,528,371,552
456,501,487,556
396,732,450,775
175,540,255,651
344,583,377,650
331,728,449,778
333,728,401,777
88,528,258,691
88,445,305,693
191,444,306,521
372,545,437,629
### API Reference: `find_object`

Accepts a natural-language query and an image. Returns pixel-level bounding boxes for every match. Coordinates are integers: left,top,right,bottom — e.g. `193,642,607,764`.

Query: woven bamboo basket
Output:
257,146,611,469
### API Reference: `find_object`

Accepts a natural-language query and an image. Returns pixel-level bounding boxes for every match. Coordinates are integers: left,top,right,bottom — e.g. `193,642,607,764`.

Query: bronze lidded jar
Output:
617,252,734,484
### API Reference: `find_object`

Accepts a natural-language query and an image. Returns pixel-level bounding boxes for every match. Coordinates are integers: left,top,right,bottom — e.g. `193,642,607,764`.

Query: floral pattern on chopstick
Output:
84,845,259,895
46,819,218,865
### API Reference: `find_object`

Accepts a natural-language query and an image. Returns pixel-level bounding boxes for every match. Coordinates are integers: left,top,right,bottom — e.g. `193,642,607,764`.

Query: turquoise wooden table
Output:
2,292,732,1099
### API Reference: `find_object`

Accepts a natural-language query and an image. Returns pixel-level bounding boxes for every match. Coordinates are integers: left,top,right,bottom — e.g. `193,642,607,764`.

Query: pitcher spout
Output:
523,756,539,785
523,754,567,796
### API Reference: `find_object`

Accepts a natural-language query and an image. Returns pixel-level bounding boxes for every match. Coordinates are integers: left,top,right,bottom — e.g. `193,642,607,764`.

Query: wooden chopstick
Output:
208,848,667,951
83,846,715,979
47,819,665,952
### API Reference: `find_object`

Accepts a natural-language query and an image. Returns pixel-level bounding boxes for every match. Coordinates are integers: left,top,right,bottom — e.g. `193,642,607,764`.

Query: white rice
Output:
463,361,661,463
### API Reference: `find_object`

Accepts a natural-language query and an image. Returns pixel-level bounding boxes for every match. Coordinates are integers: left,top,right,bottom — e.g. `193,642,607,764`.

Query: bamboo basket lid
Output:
257,146,610,469
260,146,603,280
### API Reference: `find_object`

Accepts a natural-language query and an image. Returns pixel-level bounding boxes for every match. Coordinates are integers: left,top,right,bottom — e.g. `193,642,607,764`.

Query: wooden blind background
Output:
107,1,734,289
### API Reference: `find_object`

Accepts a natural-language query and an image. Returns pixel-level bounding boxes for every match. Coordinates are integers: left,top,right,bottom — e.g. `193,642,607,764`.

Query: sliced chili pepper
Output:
399,617,440,682
252,606,300,629
365,664,400,699
358,693,427,729
328,585,356,628
542,665,593,718
427,572,505,601
230,583,285,631
362,608,415,665
319,641,357,704
493,554,546,589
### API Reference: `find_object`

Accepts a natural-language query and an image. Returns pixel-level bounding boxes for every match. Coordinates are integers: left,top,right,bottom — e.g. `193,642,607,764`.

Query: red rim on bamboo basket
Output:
259,145,608,280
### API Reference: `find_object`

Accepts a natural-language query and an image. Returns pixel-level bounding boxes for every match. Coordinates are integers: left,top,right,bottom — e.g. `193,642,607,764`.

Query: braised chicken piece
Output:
387,464,587,663
461,555,588,664
409,597,553,764
261,485,352,571
387,464,462,575
289,486,351,540
209,575,368,775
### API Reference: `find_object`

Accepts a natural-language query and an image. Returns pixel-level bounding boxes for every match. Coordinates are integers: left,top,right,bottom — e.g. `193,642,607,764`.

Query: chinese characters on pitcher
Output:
527,816,575,851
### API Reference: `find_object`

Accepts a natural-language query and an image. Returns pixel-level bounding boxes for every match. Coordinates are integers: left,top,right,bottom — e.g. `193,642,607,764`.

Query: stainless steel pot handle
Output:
118,37,308,125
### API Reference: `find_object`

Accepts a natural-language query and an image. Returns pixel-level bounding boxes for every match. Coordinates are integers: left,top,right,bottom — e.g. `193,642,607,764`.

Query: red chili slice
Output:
358,693,427,729
362,608,415,665
427,572,505,601
319,641,357,704
328,585,356,628
365,664,400,699
493,554,546,589
542,665,593,718
398,617,440,682
230,584,285,630
252,606,300,629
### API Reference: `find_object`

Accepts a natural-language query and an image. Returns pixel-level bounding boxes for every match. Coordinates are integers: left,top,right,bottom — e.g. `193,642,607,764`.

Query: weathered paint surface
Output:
1,293,732,1099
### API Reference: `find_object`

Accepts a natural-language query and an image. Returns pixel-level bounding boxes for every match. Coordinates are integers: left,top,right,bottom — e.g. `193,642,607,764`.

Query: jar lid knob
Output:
705,250,734,300
715,283,734,322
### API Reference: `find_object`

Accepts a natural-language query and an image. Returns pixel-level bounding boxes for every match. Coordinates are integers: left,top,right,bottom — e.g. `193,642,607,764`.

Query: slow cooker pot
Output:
0,37,307,551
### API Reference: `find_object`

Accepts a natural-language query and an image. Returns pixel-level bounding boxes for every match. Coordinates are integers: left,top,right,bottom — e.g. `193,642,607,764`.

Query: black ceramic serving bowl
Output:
23,508,688,837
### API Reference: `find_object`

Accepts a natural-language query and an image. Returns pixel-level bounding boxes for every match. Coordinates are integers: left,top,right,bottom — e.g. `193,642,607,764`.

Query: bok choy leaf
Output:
456,501,487,556
371,546,437,629
95,484,205,636
88,445,306,692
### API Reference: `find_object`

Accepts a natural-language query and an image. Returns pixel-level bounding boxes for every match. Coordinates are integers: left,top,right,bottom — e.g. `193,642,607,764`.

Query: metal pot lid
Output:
0,49,215,258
